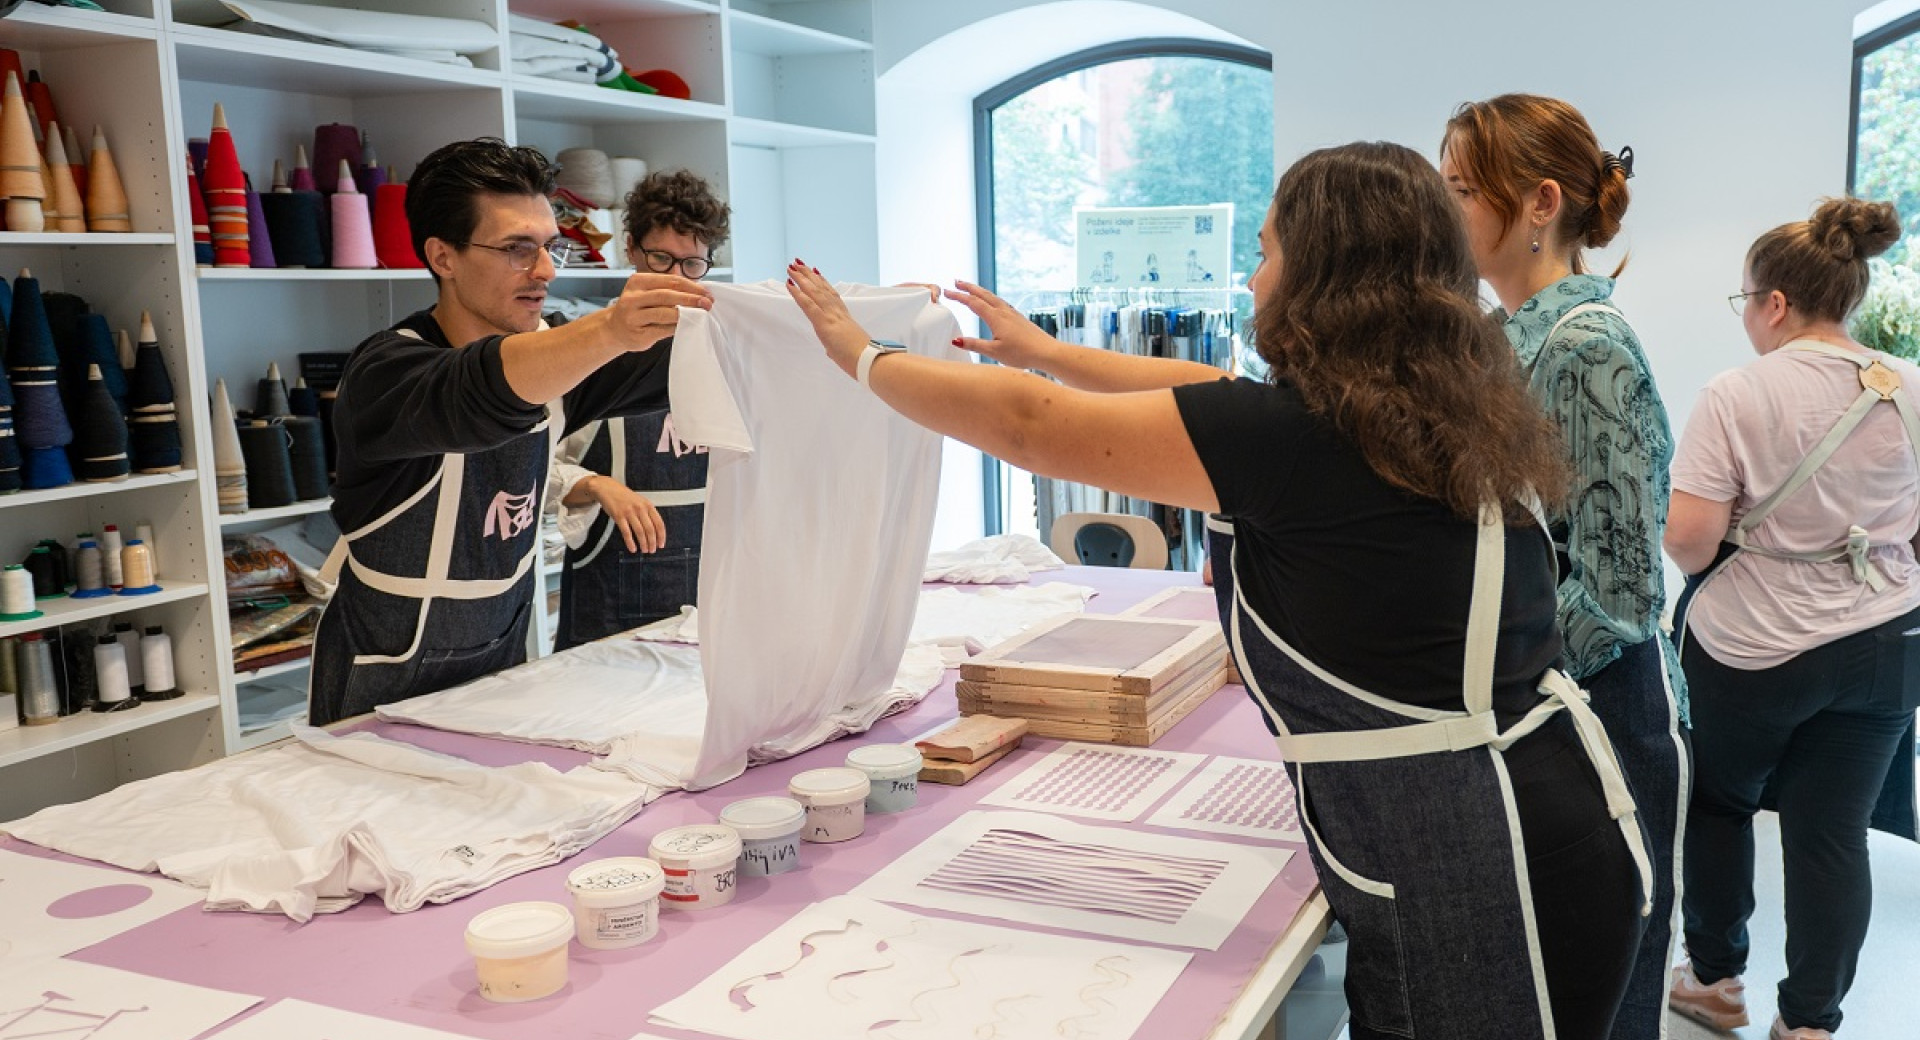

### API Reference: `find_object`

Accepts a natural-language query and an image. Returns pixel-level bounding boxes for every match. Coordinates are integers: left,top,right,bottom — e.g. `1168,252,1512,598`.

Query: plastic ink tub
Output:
788,767,871,843
648,824,741,910
720,797,806,877
465,901,574,1003
845,743,923,814
565,857,665,949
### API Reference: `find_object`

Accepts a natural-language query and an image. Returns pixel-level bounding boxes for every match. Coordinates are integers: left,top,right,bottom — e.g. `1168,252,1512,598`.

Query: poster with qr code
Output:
1146,756,1304,842
1075,204,1233,287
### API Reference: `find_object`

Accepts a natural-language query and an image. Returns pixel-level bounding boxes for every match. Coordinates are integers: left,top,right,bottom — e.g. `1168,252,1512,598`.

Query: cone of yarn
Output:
329,160,375,269
24,72,57,144
186,155,212,265
0,357,18,493
610,157,647,195
40,123,83,232
126,312,181,473
287,376,318,416
118,538,159,595
0,51,22,103
186,136,208,180
71,363,128,482
285,414,328,500
1,73,46,233
204,105,249,267
115,326,133,369
372,181,420,269
245,182,275,267
255,360,290,416
211,376,247,513
238,418,296,508
289,144,315,191
71,538,109,598
41,290,89,409
8,270,73,488
61,124,84,191
80,126,130,233
354,132,385,195
77,315,126,411
311,123,360,195
35,151,60,230
556,147,616,209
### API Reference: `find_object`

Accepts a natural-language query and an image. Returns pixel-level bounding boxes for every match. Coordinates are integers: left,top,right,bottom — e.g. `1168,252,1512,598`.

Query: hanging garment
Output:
551,411,709,650
1216,510,1653,1037
669,281,960,789
1,726,659,922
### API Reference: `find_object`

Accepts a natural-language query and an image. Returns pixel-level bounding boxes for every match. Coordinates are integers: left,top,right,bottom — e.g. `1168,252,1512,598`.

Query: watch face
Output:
869,340,907,351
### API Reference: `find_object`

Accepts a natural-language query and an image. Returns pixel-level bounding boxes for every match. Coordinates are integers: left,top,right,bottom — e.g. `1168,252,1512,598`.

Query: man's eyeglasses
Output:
1728,289,1766,316
639,249,713,280
465,237,570,272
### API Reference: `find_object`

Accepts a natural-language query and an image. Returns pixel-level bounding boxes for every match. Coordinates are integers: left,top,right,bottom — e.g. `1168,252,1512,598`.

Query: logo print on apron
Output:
657,414,708,458
482,488,538,541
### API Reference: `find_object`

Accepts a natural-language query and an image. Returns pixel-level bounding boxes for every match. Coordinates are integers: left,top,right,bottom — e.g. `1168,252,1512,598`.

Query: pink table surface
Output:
25,566,1320,1040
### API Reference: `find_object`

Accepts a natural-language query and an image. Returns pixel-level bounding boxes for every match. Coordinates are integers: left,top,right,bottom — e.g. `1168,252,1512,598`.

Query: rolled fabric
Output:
246,182,275,267
71,363,128,482
126,312,181,474
85,126,131,232
311,123,360,195
8,270,73,488
1,73,46,233
372,181,419,269
329,159,375,269
204,104,249,267
211,377,247,512
186,155,212,265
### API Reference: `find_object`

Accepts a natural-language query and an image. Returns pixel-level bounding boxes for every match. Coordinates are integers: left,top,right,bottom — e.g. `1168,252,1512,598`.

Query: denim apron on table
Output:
306,329,565,727
1206,510,1653,1036
555,411,708,650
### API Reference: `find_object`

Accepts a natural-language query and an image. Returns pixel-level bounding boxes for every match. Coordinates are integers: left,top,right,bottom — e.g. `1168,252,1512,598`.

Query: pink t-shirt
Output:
1671,341,1920,668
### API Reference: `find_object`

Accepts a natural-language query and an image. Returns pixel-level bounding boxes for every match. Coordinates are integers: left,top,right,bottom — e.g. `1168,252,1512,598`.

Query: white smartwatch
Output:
857,339,907,388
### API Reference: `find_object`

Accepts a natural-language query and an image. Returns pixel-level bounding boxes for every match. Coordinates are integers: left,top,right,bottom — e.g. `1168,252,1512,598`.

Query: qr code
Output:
1194,215,1214,233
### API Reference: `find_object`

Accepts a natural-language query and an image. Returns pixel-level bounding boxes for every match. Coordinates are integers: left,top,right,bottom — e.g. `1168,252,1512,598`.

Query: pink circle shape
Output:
45,884,155,919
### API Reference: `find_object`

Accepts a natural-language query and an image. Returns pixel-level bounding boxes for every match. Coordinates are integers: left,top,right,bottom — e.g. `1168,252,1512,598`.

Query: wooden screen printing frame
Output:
959,614,1223,695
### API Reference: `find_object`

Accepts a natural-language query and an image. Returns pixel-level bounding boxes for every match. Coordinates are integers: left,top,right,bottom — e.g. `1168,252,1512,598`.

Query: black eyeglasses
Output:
639,249,712,280
1728,290,1766,316
464,237,570,272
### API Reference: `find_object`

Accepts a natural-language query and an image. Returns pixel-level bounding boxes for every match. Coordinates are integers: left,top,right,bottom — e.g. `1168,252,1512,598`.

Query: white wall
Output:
875,0,1873,549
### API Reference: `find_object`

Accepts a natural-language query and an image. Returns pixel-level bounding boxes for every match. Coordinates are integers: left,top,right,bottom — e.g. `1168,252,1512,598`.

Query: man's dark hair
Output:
406,138,558,275
623,169,731,251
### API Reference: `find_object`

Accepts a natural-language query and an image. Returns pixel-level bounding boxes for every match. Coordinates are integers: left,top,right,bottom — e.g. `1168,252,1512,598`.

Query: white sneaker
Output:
1770,1016,1834,1039
1668,963,1750,1030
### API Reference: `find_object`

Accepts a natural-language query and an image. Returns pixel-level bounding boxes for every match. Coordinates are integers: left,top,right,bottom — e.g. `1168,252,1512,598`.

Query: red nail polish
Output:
951,338,963,346
812,267,820,275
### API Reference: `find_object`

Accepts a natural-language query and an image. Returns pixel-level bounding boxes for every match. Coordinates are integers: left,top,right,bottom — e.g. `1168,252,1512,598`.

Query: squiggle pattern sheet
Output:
852,811,1289,950
1145,757,1304,842
647,895,1188,1040
977,744,1205,822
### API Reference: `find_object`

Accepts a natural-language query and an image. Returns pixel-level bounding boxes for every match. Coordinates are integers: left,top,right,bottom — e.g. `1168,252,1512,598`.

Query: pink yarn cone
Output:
328,159,374,269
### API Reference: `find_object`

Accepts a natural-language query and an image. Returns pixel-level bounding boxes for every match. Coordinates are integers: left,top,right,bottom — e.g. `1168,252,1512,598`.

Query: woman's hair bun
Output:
1810,196,1901,262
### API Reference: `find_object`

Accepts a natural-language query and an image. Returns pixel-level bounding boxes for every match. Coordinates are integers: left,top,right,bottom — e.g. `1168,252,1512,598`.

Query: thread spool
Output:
255,360,290,416
0,357,21,494
24,71,56,142
41,121,84,233
329,160,375,269
112,620,143,693
311,124,360,195
611,157,647,197
71,538,109,598
287,377,319,416
245,184,275,268
260,189,327,268
238,419,296,508
22,545,60,599
186,156,212,265
140,625,176,700
72,363,130,482
135,523,157,580
0,636,15,694
355,132,385,195
211,377,247,513
18,633,58,725
99,523,122,588
85,125,130,232
42,289,92,407
92,634,134,710
78,315,127,412
0,563,40,620
1,73,47,234
60,124,84,205
289,143,315,192
285,415,328,501
33,538,69,594
372,182,419,269
186,137,208,180
127,313,182,474
116,326,134,369
118,538,159,595
556,148,616,209
204,104,249,267
9,269,75,489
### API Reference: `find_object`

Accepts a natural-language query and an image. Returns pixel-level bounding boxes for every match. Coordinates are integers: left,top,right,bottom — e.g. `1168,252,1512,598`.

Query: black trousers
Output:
1680,605,1920,1032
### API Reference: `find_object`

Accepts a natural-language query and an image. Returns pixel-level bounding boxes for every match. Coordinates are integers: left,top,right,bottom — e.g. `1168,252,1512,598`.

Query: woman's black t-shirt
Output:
1171,375,1562,715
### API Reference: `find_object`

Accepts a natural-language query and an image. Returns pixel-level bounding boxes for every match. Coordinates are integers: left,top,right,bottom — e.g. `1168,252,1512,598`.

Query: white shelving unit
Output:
0,0,878,819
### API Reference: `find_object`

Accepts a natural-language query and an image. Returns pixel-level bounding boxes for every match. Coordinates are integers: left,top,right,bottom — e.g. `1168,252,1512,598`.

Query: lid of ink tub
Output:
846,743,923,779
464,901,573,959
788,767,870,803
648,824,742,870
719,797,806,840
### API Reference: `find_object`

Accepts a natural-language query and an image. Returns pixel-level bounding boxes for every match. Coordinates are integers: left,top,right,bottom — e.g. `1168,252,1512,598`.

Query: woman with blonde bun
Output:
1666,196,1920,1040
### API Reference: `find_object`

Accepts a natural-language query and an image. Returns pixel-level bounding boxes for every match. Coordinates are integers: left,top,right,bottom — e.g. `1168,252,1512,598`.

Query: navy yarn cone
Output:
0,358,19,493
125,315,181,474
8,272,75,489
77,315,126,412
43,291,91,411
71,363,128,482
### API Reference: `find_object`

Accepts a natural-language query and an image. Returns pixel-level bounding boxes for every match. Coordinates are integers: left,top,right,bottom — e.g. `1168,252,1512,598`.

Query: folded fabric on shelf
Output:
217,0,494,62
508,15,621,82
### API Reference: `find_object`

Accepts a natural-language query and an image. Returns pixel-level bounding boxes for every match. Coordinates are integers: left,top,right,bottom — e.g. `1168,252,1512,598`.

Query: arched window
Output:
974,39,1273,538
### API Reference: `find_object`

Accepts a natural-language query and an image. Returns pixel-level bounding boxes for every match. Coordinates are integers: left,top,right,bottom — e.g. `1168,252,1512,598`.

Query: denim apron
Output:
1207,510,1653,1037
554,411,708,650
1673,340,1920,838
306,330,565,727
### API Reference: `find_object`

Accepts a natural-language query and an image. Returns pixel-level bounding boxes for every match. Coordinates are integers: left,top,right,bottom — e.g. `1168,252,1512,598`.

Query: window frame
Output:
1849,9,1920,192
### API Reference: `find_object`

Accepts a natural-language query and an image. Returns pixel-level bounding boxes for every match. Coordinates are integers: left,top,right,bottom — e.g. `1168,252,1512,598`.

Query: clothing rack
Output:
1012,287,1257,571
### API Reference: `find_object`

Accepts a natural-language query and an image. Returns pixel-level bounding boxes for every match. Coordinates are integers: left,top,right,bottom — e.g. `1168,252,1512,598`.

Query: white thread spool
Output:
114,621,144,694
556,147,615,209
100,524,124,588
19,634,60,725
610,157,647,196
135,523,157,580
93,635,132,708
119,539,157,594
0,636,16,695
140,626,176,700
72,539,110,598
0,565,40,620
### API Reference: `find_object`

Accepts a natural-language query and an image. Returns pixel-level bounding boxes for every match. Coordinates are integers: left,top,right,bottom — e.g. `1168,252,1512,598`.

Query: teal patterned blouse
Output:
1502,274,1687,715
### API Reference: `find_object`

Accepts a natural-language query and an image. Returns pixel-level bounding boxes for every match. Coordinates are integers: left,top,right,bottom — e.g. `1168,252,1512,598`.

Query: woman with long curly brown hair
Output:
785,141,1648,1038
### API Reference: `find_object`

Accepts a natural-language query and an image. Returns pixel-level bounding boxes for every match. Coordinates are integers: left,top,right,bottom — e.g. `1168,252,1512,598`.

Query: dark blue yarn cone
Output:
71,364,129,482
0,361,19,493
126,335,182,473
8,274,75,489
78,316,127,413
43,291,91,411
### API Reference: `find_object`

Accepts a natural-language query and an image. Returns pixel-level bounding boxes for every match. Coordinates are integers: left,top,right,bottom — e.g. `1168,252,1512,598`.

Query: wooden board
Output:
990,670,1226,747
915,715,1029,763
956,649,1226,724
918,741,1020,785
959,614,1224,696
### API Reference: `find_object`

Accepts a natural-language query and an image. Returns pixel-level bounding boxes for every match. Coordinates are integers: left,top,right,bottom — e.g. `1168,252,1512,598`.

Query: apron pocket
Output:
1299,777,1414,1037
1870,616,1920,713
618,547,699,626
413,600,532,697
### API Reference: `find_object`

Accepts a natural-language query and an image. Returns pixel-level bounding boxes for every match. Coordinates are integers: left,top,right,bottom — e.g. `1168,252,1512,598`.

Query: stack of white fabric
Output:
510,14,621,83
924,533,1068,584
1,727,659,922
215,1,496,67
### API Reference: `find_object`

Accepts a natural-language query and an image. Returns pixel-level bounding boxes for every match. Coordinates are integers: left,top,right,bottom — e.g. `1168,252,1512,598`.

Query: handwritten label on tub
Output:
743,841,798,873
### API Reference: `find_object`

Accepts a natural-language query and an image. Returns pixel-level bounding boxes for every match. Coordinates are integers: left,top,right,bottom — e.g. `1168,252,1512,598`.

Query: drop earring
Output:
1530,224,1542,254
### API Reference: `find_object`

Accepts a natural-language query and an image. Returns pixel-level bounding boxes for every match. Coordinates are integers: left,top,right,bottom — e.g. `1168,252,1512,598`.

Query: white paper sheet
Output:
1145,756,1304,843
0,849,203,963
977,743,1205,822
851,811,1289,950
208,999,482,1040
648,895,1189,1040
0,957,258,1040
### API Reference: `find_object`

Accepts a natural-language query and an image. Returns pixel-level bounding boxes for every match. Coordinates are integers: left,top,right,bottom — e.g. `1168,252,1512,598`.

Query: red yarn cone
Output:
23,72,57,145
203,104,249,267
185,154,212,265
372,182,419,268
